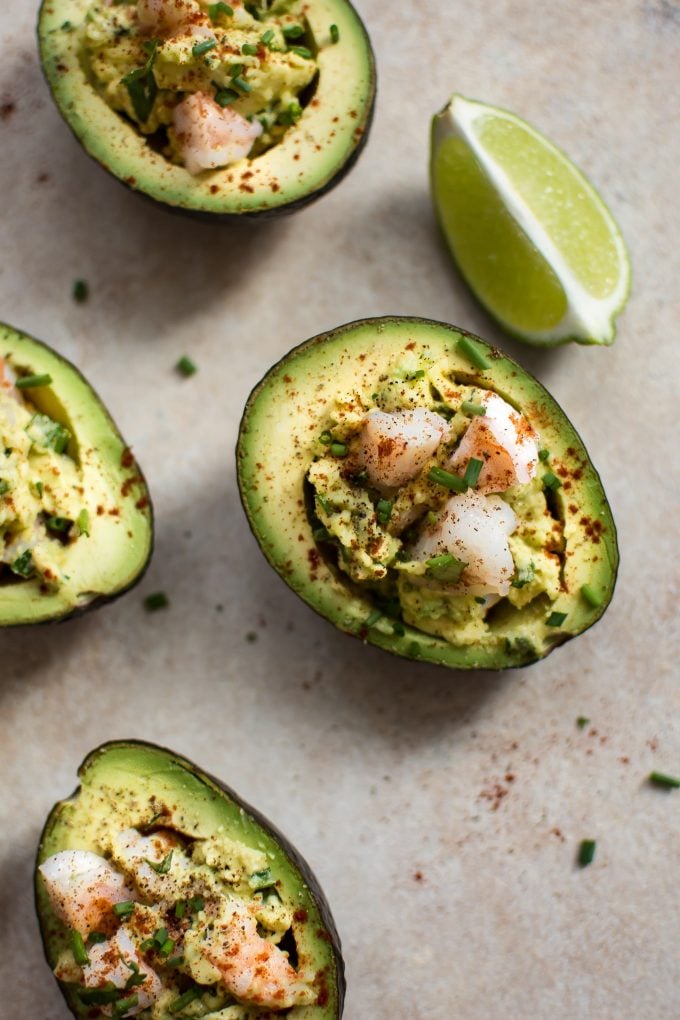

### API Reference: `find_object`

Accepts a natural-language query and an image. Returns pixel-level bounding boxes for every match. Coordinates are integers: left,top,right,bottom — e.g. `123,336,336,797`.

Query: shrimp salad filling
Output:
78,0,322,174
306,351,566,654
40,822,319,1017
0,359,88,589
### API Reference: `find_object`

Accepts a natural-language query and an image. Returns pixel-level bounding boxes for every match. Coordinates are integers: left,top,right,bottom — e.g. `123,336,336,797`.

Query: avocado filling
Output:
306,350,567,657
79,0,322,173
39,795,319,1016
0,359,89,590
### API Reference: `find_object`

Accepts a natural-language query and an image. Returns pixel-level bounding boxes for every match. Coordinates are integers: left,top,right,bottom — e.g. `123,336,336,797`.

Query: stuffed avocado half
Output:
38,0,375,218
0,324,152,625
237,317,618,669
36,740,344,1019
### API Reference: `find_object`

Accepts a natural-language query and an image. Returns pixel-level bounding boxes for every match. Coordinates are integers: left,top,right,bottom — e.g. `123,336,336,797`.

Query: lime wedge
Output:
431,95,630,346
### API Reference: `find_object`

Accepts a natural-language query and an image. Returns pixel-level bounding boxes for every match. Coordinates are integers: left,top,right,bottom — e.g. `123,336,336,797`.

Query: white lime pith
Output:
431,94,631,346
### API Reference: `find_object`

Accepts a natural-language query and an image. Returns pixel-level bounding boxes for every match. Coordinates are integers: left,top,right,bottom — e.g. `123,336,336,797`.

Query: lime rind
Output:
431,94,631,346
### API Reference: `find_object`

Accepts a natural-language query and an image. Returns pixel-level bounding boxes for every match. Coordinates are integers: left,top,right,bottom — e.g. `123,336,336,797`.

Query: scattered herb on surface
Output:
649,771,680,789
144,592,169,612
578,839,596,867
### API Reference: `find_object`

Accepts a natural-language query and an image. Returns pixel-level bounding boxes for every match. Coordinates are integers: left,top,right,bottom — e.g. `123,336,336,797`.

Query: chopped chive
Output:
124,969,146,990
189,895,204,912
330,23,339,43
168,988,201,1013
260,29,275,45
140,939,155,952
145,850,173,874
0,480,10,496
392,620,405,636
282,24,304,40
405,369,426,381
166,955,184,969
425,510,438,526
578,839,596,867
76,508,90,537
174,900,186,919
425,553,466,584
576,716,590,730
580,584,602,608
208,1,233,19
16,373,52,389
153,928,168,948
86,931,107,946
462,457,484,488
73,279,88,303
232,75,252,92
249,867,274,890
277,101,303,125
192,38,217,57
319,430,333,445
376,499,393,526
113,994,139,1017
144,592,169,612
538,448,550,462
158,938,175,957
546,611,567,627
113,900,135,918
330,442,347,457
316,493,333,514
289,45,313,58
474,596,486,605
428,466,467,492
457,336,491,370
461,400,487,416
649,771,680,789
10,549,34,578
511,562,535,589
543,470,562,491
35,480,43,497
176,355,197,377
70,929,89,966
46,515,71,532
80,983,119,1006
365,609,382,628
241,42,258,55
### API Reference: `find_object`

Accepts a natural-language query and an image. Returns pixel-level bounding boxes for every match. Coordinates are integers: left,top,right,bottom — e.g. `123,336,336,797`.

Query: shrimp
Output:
38,850,136,934
410,490,518,596
449,391,539,493
172,93,263,175
136,0,208,36
196,900,315,1010
81,927,162,1015
359,409,450,489
0,356,19,399
109,828,186,901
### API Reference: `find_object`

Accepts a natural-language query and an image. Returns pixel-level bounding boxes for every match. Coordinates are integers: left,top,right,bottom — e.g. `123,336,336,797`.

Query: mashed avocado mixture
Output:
0,372,89,589
80,0,320,168
306,349,565,656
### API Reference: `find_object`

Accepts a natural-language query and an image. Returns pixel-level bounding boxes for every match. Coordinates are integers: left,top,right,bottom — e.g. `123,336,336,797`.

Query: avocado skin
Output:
236,316,619,671
37,0,376,221
0,325,154,627
35,739,345,1019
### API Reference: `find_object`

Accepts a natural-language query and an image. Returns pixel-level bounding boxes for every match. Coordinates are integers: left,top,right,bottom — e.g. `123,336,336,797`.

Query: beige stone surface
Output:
1,1,679,1017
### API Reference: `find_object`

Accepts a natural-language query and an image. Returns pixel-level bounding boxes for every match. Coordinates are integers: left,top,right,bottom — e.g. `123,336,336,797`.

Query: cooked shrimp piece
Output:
172,93,263,175
38,850,136,934
198,901,314,1009
110,828,186,900
449,391,538,493
359,409,450,489
410,491,518,596
82,927,162,1015
0,356,18,397
137,0,208,35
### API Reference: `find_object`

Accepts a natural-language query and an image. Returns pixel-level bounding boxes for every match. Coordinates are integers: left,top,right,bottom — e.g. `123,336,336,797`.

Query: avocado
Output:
0,324,152,625
236,316,619,669
36,740,344,1019
38,0,375,218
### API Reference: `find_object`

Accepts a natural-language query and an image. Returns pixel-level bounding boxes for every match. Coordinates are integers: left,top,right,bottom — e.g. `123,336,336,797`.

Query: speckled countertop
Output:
1,2,678,1018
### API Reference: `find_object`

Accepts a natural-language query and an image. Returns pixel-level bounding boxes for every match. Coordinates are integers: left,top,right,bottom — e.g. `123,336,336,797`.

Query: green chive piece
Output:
543,470,562,491
86,931,107,946
27,413,71,454
113,993,139,1017
174,900,186,919
73,279,88,303
121,40,159,121
425,553,466,584
144,592,169,612
330,23,339,43
277,101,303,125
46,516,71,532
461,400,487,416
80,983,119,1006
282,24,304,40
580,584,602,608
145,850,173,874
232,75,252,92
176,355,197,378
168,988,201,1014
0,480,10,496
10,549,34,578
463,457,484,488
166,955,184,969
242,42,258,55
158,938,175,957
316,493,333,514
578,839,596,867
538,448,550,462
376,499,393,526
189,895,205,912
124,967,146,990
546,611,567,627
289,45,313,58
475,596,486,605
76,508,90,537
428,466,467,492
511,562,535,589
649,771,680,789
192,38,217,57
319,430,333,445
330,442,347,457
140,939,155,953
248,867,274,890
153,927,168,947
113,900,135,918
425,510,438,526
16,373,52,389
260,29,275,45
214,86,239,107
364,609,382,628
576,716,590,730
457,336,491,370
208,1,233,19
35,480,43,497
70,929,89,966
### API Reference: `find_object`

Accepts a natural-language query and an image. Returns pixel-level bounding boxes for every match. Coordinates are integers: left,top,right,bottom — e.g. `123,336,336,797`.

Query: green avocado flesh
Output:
237,317,619,669
36,741,343,1019
38,0,375,216
0,324,152,625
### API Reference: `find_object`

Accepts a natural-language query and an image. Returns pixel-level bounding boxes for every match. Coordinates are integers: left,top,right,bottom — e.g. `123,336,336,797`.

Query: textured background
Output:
1,2,679,1018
